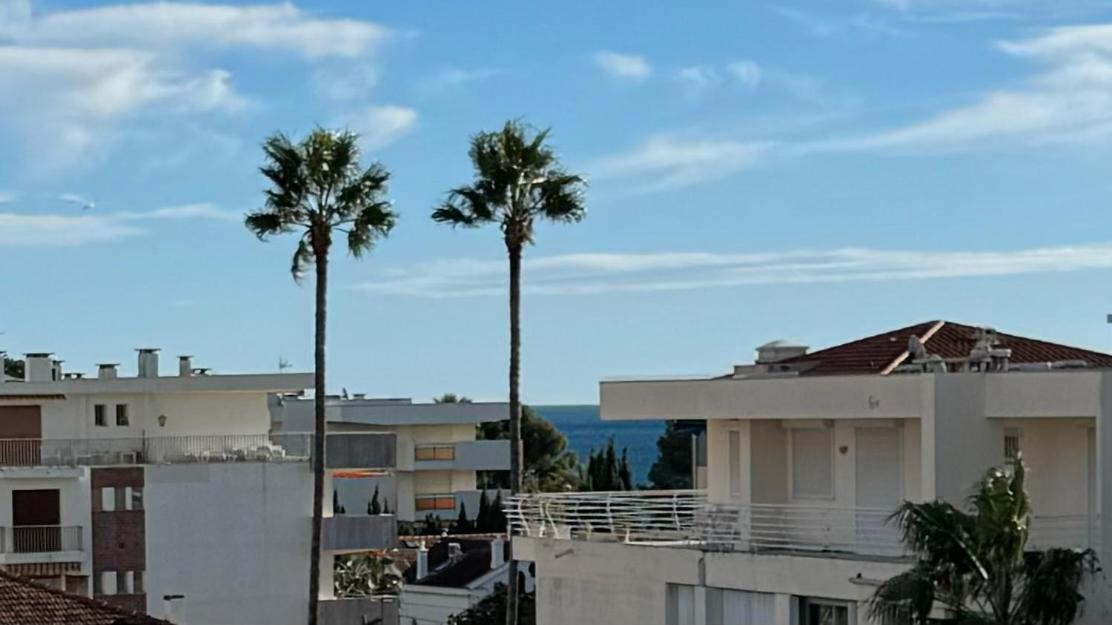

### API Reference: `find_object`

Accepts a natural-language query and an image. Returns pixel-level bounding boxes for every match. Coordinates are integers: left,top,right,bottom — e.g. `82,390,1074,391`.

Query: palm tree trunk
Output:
506,241,523,625
307,251,328,625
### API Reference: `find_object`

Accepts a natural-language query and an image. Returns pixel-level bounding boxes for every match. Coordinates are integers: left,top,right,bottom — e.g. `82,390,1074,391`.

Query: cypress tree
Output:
368,485,382,515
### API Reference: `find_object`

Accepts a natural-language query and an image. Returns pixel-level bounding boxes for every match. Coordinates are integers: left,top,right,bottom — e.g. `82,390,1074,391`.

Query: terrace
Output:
507,491,1099,559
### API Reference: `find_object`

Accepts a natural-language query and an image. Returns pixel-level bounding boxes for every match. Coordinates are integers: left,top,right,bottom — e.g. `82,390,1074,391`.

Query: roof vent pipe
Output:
178,356,192,377
98,364,119,380
416,543,429,580
24,353,54,383
137,348,160,378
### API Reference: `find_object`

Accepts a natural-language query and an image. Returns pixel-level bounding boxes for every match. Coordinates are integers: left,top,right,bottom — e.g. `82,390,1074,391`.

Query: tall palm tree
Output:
869,459,1098,625
246,128,397,625
432,120,586,624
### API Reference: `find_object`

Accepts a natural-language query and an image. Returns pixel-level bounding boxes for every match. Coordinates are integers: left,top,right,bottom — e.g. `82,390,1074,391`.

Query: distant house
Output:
0,569,171,625
397,535,533,625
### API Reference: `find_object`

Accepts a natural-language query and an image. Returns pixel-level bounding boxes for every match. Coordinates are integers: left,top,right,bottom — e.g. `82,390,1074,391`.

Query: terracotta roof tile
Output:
780,320,1112,376
0,571,171,625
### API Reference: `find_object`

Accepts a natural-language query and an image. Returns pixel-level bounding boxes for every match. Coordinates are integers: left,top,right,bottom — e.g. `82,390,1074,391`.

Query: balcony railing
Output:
508,491,1102,559
0,433,316,467
0,525,82,554
508,490,905,558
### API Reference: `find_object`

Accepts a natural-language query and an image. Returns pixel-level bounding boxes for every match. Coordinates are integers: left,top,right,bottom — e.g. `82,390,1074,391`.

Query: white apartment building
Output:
0,349,398,625
272,397,510,524
512,321,1112,625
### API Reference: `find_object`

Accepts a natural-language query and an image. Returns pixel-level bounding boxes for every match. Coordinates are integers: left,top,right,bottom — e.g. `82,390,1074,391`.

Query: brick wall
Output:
91,467,147,607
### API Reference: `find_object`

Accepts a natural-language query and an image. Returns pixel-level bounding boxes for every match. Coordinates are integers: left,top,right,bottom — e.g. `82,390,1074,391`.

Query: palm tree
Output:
432,120,586,624
334,553,402,597
246,128,397,625
869,459,1098,625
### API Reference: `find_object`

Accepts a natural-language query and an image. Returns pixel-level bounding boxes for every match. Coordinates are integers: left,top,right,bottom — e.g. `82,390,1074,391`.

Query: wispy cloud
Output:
594,51,652,80
0,192,18,204
591,136,775,191
355,242,1112,297
0,203,241,246
417,67,499,96
347,105,418,150
771,6,909,38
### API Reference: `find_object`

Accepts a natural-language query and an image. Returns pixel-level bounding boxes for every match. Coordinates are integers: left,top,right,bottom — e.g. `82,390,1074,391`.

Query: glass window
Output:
791,427,834,499
415,495,456,511
117,571,127,595
415,445,456,461
130,487,143,511
94,405,106,427
101,487,116,512
802,598,851,625
115,405,129,427
729,430,741,498
133,570,144,594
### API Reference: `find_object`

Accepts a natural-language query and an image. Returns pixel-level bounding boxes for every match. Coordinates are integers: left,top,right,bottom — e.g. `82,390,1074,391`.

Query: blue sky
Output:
4,0,1112,403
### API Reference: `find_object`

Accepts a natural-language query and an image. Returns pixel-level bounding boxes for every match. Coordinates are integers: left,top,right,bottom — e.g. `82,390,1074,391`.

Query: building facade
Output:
513,321,1112,625
0,349,397,625
273,396,511,524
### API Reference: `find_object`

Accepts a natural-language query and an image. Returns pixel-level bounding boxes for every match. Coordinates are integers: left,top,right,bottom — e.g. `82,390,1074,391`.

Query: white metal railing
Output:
508,491,904,558
0,433,314,467
508,492,1104,558
0,525,82,554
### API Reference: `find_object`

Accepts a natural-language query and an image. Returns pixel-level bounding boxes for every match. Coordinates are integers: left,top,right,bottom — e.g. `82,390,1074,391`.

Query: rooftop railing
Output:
0,432,394,468
508,491,1104,559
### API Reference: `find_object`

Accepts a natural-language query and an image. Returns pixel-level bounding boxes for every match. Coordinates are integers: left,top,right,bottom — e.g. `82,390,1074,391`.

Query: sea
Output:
533,405,664,485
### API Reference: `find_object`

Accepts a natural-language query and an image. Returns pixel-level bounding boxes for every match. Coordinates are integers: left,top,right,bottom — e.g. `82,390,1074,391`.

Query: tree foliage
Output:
869,459,1099,625
478,406,581,492
334,553,402,598
648,421,693,490
455,502,475,533
581,438,633,491
3,358,23,379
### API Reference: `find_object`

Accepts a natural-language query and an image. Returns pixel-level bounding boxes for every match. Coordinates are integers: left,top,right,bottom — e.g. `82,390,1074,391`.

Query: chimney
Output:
755,341,809,365
24,353,54,382
491,535,505,569
178,355,192,377
137,348,160,378
51,359,63,381
97,364,119,380
416,543,429,580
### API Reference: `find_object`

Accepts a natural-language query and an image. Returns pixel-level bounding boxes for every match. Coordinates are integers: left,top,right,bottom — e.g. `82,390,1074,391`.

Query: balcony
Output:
0,432,396,470
0,525,83,563
508,491,1100,560
321,515,397,551
413,440,510,471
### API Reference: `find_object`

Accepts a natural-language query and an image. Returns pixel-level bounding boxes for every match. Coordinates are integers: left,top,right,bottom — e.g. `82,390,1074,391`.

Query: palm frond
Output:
291,235,314,282
244,211,289,239
868,566,937,625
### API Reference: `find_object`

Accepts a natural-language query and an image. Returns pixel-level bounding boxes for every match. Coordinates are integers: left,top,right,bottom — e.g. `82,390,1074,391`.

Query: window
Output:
415,445,455,461
791,427,834,499
94,405,106,427
100,487,116,512
415,494,456,511
800,598,851,625
707,588,776,625
127,487,143,511
1005,428,1021,462
117,571,127,595
115,404,129,427
133,570,144,594
114,487,125,512
93,572,103,595
665,584,696,625
728,430,742,498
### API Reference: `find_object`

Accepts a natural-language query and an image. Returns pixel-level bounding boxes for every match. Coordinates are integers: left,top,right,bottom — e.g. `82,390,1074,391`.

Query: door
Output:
0,405,41,465
12,489,60,552
855,428,903,550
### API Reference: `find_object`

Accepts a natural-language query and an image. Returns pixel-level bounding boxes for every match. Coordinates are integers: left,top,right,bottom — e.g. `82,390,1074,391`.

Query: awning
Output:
1,562,81,576
332,469,390,479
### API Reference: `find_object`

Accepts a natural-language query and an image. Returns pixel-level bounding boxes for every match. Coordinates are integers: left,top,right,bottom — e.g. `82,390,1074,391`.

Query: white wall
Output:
144,462,312,625
0,469,92,574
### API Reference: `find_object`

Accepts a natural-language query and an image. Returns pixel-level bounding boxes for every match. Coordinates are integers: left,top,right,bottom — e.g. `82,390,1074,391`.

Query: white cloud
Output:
0,202,240,246
676,65,722,91
594,51,652,80
0,213,143,246
349,105,418,150
727,61,762,88
0,192,17,204
9,2,388,59
355,242,1112,297
0,2,390,169
591,136,774,191
814,24,1112,150
417,67,499,96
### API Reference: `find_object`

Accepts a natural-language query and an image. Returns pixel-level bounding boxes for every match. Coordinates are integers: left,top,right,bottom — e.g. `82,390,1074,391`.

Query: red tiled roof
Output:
780,320,1112,376
0,571,172,625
